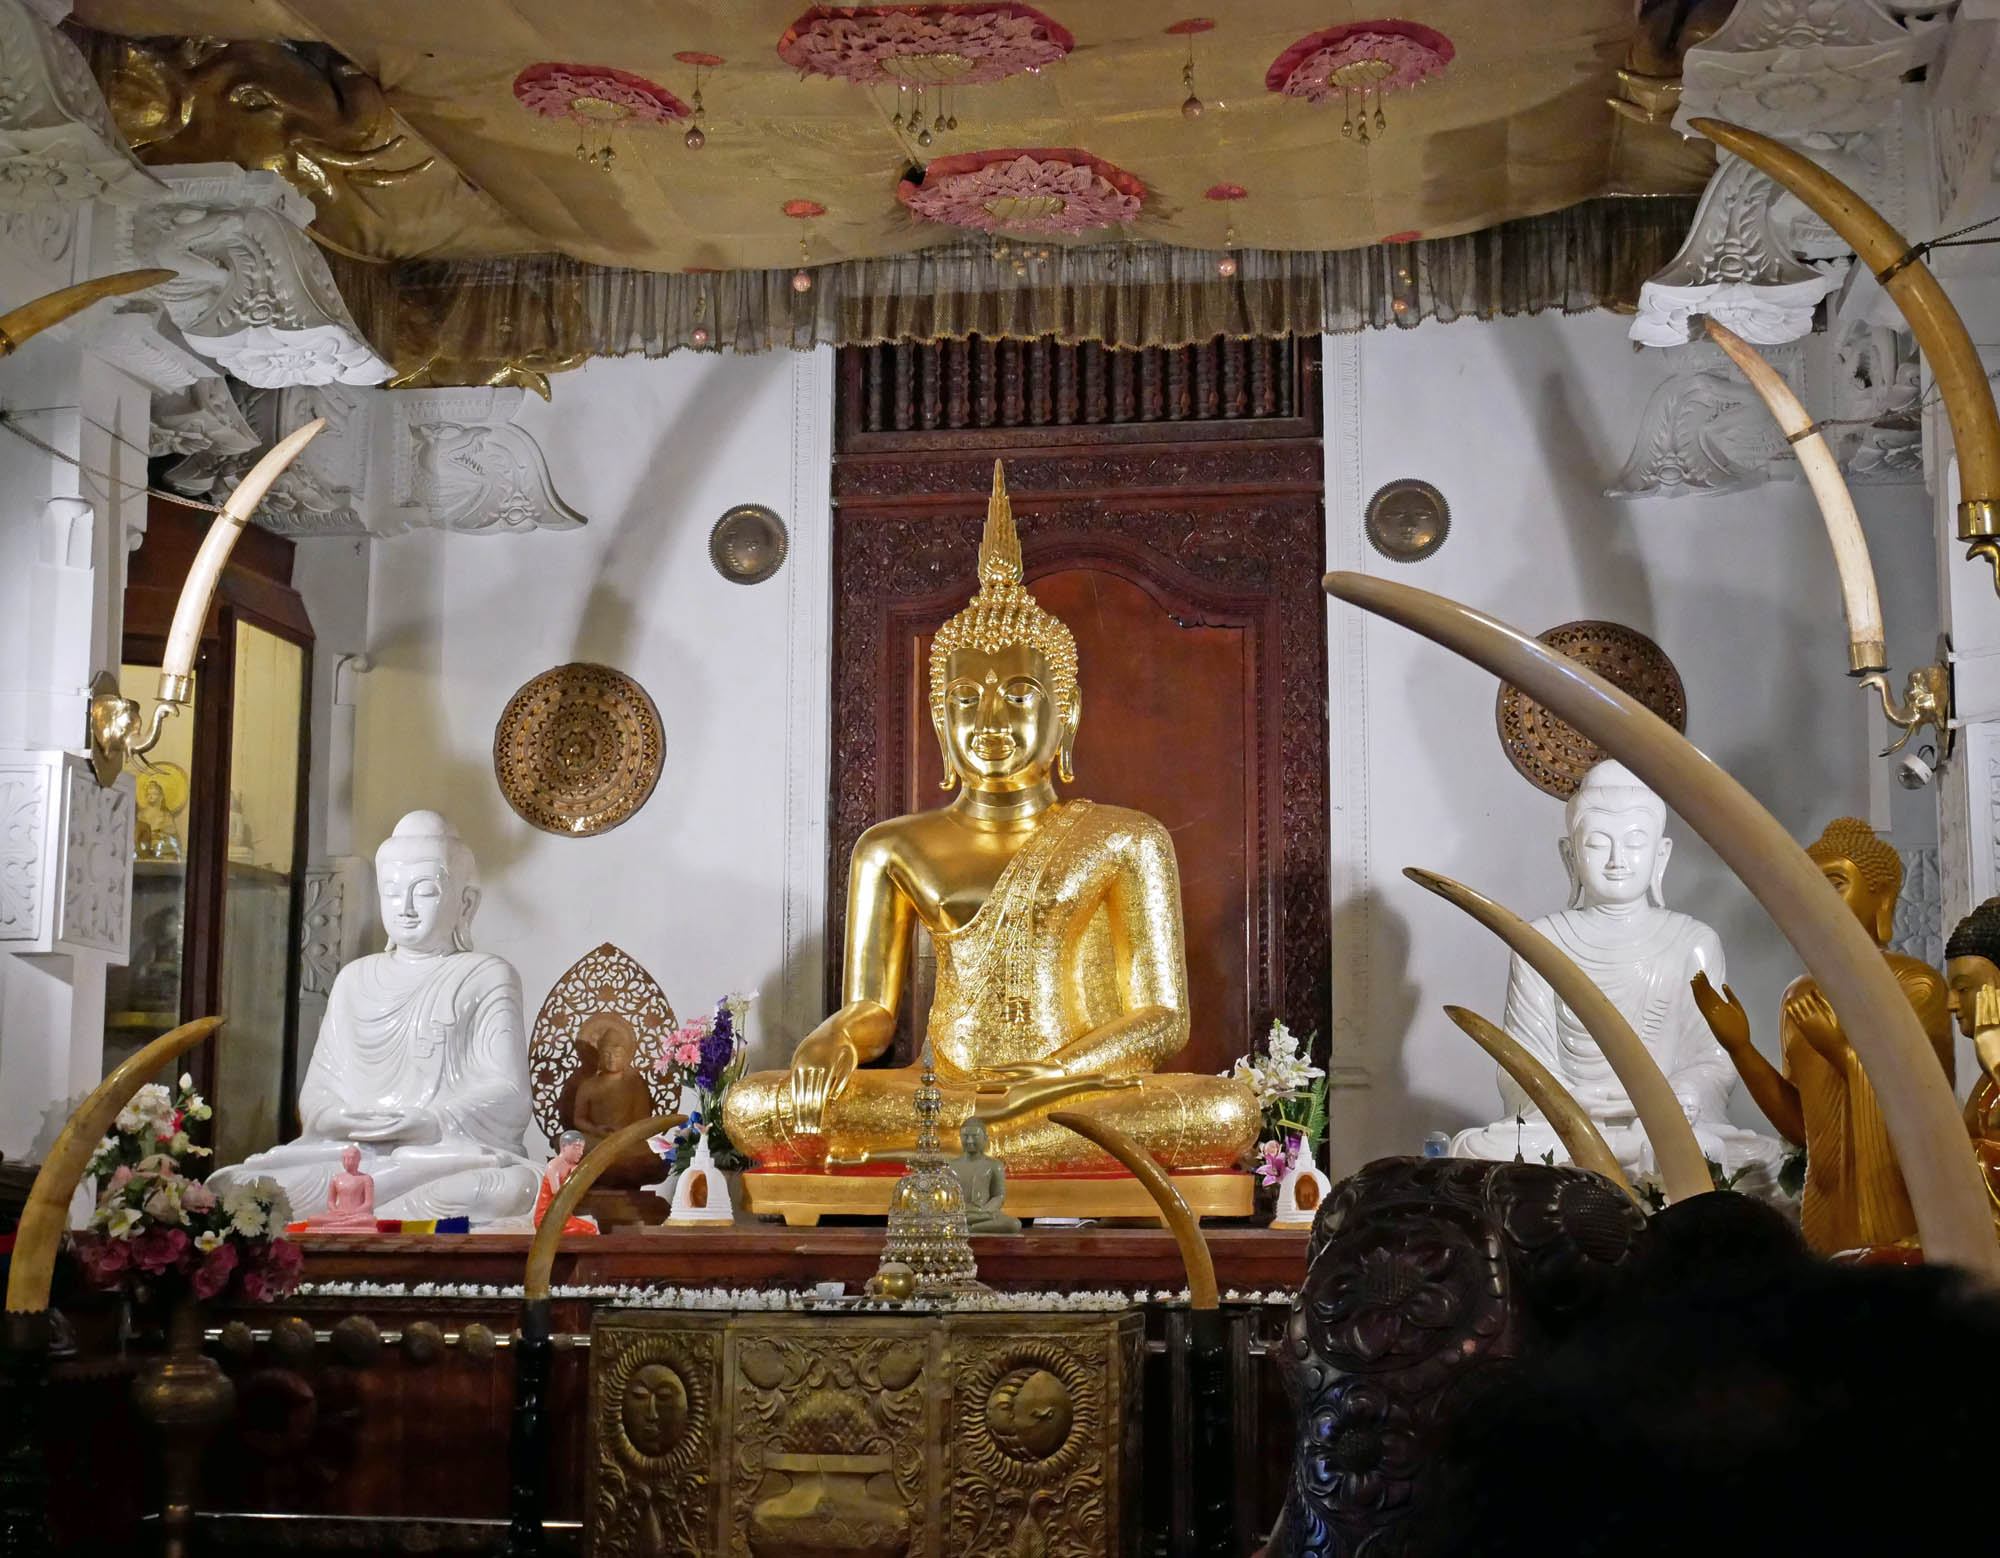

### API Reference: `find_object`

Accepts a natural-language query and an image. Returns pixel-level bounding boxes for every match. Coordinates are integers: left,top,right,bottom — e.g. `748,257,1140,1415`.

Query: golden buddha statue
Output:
723,463,1258,1210
1942,897,2000,1223
1692,818,1953,1252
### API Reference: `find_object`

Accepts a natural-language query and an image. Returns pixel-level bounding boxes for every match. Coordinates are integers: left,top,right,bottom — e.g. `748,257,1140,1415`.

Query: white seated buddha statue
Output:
207,810,541,1223
1451,761,1783,1183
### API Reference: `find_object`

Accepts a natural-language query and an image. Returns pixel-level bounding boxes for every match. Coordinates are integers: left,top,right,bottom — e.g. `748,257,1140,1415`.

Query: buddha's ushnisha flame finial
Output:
979,458,1023,587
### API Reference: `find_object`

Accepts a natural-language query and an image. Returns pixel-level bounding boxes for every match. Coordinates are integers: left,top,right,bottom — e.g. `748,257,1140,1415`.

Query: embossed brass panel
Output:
588,1310,1142,1558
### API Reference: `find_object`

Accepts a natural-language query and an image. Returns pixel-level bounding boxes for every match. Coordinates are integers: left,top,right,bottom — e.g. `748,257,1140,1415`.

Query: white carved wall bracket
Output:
190,381,589,538
112,164,390,389
1608,339,1808,498
0,0,162,211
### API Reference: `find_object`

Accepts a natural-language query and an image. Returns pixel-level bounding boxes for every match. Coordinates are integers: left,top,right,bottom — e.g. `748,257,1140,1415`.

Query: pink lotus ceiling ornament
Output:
1266,20,1454,144
513,62,690,171
898,147,1144,236
777,4,1074,148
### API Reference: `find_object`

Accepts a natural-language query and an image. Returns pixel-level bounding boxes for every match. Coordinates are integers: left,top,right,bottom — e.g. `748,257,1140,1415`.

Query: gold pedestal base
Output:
742,1169,1253,1227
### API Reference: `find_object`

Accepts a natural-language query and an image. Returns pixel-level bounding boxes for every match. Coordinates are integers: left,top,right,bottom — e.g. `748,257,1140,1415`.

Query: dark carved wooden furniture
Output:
832,335,1330,1074
1273,1158,1648,1558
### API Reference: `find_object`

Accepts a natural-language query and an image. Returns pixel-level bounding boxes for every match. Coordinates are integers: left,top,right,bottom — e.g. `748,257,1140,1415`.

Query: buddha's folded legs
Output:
724,1067,1259,1174
208,1139,538,1222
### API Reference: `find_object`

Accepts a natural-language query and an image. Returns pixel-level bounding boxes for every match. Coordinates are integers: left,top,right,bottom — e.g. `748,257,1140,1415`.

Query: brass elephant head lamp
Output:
85,418,325,786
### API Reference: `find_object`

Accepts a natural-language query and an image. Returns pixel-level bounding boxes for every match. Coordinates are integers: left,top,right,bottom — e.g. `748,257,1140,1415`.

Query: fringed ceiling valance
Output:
335,196,1693,390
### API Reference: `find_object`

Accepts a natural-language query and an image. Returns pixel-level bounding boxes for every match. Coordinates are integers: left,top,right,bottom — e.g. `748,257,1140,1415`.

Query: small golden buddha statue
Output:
1942,897,2000,1222
723,463,1258,1196
1692,818,1952,1252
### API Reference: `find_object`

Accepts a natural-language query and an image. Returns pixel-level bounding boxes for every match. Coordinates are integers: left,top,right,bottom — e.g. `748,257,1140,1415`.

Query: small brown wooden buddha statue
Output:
564,1013,663,1190
1943,897,2000,1223
1692,817,1952,1253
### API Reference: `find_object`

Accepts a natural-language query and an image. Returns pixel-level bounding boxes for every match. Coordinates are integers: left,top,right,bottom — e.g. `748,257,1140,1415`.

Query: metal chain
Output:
0,409,229,515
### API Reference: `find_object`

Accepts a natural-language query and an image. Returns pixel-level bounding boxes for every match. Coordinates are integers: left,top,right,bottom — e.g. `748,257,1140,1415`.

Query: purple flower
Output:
696,999,735,1093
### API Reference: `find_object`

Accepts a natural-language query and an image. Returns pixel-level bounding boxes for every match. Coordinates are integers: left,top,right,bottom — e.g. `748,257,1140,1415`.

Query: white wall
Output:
306,316,1941,1180
1324,312,1940,1173
342,348,832,1073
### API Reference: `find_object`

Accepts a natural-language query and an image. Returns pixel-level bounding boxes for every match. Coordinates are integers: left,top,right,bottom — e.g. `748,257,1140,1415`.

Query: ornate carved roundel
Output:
958,1339,1095,1485
1495,620,1687,799
493,662,664,836
984,1366,1075,1462
602,1339,707,1475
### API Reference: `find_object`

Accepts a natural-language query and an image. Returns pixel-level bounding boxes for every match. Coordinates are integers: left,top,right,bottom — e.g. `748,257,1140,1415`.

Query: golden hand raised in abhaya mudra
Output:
724,463,1259,1177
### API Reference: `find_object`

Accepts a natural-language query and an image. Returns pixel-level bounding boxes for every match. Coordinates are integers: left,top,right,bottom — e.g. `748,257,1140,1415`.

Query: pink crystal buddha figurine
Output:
303,1144,378,1232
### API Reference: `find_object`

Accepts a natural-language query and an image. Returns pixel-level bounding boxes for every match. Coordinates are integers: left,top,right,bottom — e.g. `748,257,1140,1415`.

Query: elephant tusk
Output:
1704,318,1887,675
523,1113,682,1302
1689,118,2000,562
1327,570,1999,1275
1407,868,1710,1203
1050,1111,1217,1309
0,269,176,357
1441,1005,1640,1206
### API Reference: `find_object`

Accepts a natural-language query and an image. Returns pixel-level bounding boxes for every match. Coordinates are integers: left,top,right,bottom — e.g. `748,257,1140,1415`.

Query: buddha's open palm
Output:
973,1064,1139,1123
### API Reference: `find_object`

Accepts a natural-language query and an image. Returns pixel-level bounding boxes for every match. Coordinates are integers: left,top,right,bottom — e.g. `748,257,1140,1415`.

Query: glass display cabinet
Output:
106,500,313,1168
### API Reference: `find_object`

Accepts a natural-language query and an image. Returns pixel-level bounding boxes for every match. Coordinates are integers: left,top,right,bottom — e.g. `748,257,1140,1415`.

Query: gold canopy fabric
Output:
75,0,1689,272
331,198,1691,387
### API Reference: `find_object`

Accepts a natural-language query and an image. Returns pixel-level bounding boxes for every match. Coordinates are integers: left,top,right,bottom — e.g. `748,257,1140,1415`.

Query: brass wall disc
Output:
1496,621,1686,798
709,504,788,584
493,663,664,836
1364,478,1450,562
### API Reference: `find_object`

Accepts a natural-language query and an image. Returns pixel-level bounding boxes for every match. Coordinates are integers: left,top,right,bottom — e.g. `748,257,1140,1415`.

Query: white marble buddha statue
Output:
1451,761,1781,1181
207,811,541,1222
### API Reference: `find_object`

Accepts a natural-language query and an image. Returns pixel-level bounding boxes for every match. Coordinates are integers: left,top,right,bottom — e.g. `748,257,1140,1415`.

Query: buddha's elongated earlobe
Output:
935,719,958,791
1057,687,1081,784
1649,836,1673,910
1558,837,1582,910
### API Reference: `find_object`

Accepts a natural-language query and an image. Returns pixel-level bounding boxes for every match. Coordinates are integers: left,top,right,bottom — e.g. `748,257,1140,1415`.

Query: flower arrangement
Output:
651,992,755,1173
68,1077,302,1304
1230,1020,1328,1186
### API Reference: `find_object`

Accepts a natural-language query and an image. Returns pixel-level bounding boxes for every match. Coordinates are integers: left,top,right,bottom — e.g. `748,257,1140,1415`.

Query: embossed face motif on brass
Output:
984,1367,1073,1461
1364,478,1450,562
622,1362,689,1457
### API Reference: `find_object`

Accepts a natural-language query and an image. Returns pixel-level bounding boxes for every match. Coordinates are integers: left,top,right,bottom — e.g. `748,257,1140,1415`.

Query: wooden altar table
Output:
42,1227,1307,1558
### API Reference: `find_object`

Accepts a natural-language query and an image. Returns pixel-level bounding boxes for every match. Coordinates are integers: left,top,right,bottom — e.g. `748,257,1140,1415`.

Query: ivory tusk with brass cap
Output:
158,418,325,703
1440,1005,1639,1205
1688,118,2000,555
1704,318,1886,674
5,1016,221,1315
523,1113,680,1302
1051,1111,1217,1308
1327,571,1999,1275
1407,868,1711,1204
0,269,175,357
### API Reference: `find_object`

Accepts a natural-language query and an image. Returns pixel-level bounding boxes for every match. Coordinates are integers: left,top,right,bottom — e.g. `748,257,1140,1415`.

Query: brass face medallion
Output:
1364,477,1450,562
709,504,789,584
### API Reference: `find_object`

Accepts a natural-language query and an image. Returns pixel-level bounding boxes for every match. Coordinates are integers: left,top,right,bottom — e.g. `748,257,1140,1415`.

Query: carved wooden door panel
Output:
831,335,1329,1074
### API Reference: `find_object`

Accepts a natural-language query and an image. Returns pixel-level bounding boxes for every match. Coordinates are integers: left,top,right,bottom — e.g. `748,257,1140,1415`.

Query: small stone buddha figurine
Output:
565,1014,664,1189
723,463,1259,1188
1942,897,2000,1221
1693,818,1954,1252
303,1144,377,1231
1452,760,1780,1180
207,811,541,1222
951,1119,1021,1234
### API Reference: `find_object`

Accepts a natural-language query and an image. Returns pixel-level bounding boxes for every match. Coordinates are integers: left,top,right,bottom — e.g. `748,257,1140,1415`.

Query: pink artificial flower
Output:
180,1180,216,1213
673,1039,703,1068
1255,1140,1290,1187
106,1165,133,1193
130,1225,190,1275
190,1241,238,1300
72,1234,130,1287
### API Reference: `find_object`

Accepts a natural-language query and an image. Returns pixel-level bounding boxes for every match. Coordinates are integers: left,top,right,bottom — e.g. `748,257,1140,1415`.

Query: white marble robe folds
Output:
209,947,541,1221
